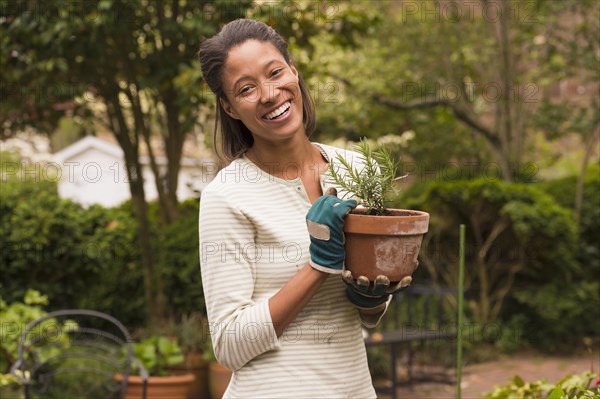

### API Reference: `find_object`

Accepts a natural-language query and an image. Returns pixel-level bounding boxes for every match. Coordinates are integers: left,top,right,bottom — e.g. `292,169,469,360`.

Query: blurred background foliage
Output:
0,157,202,328
1,0,598,366
396,167,599,352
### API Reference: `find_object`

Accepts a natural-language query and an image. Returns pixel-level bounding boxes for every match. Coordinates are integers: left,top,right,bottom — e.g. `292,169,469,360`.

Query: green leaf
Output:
156,336,170,354
513,375,525,387
548,387,566,399
24,290,49,306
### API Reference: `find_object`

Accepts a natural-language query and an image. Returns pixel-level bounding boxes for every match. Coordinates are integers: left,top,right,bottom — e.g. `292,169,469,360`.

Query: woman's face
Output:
220,40,304,145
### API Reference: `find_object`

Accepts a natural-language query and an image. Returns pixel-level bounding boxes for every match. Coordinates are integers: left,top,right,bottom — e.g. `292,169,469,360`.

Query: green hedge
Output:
151,199,204,317
534,170,600,350
538,169,600,274
0,179,203,329
397,176,599,351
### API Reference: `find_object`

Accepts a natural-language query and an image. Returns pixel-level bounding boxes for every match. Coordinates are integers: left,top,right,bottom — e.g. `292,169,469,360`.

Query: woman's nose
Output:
259,81,280,104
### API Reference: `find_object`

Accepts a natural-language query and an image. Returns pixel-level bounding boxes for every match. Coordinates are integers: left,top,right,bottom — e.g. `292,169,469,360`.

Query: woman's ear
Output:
219,97,240,120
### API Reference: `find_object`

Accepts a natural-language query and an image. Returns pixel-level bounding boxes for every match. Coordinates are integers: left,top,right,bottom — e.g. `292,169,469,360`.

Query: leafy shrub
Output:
398,178,592,351
0,179,146,328
0,177,205,330
75,203,146,328
157,199,204,318
538,169,600,276
0,180,100,307
527,171,600,350
0,290,48,385
0,290,76,392
0,152,204,328
486,371,600,399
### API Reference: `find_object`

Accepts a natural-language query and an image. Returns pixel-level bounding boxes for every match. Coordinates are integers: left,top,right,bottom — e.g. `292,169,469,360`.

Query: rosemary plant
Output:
328,138,401,216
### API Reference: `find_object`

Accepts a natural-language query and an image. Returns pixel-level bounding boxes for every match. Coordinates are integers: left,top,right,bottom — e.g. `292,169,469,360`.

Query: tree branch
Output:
371,94,501,148
334,74,502,148
490,261,524,321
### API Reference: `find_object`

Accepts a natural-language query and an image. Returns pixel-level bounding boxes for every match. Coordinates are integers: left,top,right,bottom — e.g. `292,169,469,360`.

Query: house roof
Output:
52,134,216,168
53,135,123,162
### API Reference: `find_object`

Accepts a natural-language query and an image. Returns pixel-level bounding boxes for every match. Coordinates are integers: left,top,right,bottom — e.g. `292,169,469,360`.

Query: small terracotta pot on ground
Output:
208,362,232,399
344,208,430,282
114,373,195,399
170,352,211,399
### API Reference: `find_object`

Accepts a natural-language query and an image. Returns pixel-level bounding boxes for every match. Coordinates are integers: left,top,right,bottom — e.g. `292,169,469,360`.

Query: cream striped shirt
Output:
199,143,378,398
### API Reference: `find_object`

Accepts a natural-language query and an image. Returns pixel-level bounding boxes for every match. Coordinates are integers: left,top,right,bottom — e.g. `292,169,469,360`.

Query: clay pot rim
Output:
114,373,195,383
344,208,430,235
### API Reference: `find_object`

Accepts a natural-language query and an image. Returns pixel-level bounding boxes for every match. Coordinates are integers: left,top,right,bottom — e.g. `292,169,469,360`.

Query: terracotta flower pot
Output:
208,362,232,399
114,373,195,399
170,352,211,399
343,208,430,282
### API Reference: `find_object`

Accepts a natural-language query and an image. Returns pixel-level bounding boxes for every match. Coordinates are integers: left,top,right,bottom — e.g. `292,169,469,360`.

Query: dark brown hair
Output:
199,19,316,162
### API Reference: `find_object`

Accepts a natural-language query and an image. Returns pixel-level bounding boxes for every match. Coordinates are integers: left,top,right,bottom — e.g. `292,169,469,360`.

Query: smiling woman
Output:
197,19,401,399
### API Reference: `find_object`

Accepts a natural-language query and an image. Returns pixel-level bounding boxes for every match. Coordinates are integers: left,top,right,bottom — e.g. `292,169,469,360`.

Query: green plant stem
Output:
457,224,466,399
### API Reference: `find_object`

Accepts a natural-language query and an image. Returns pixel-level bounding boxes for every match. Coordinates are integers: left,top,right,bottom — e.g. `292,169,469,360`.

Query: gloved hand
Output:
306,188,357,274
343,270,413,309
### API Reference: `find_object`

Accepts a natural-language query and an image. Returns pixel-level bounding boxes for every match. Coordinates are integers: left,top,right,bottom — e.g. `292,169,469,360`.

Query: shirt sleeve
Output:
199,187,281,371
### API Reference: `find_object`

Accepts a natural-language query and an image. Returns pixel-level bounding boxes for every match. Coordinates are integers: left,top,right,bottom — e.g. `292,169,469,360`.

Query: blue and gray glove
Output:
343,269,414,309
306,188,357,274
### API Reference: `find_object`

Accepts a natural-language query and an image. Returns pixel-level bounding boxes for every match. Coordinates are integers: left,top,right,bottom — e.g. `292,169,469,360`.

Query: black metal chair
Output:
10,309,148,399
365,285,458,399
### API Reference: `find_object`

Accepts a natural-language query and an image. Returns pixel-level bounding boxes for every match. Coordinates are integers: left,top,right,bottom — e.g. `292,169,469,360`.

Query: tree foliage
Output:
311,0,598,182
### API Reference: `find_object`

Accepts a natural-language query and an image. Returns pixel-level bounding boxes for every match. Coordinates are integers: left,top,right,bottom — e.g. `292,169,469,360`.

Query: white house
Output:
52,136,218,208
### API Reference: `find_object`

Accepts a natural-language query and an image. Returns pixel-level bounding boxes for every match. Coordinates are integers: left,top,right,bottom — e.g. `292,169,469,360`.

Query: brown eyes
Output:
270,68,283,77
237,68,286,97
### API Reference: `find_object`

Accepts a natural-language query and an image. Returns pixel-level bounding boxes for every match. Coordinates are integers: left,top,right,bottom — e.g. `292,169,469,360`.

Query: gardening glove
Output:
342,270,413,309
306,188,357,274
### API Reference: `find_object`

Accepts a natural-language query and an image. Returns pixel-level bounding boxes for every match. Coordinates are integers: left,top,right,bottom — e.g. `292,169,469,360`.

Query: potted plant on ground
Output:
328,138,430,284
115,335,195,399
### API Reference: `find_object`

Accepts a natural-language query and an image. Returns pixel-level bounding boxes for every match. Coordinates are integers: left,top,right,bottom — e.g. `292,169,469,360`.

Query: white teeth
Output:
265,101,291,120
